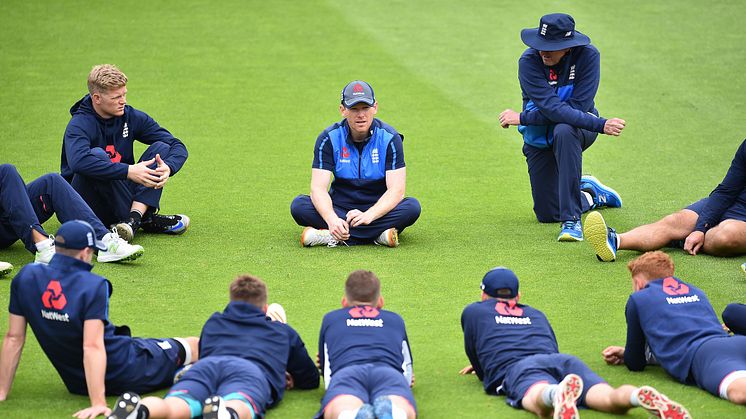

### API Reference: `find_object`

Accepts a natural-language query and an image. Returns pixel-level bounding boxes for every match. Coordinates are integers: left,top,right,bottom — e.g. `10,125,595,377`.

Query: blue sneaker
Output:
373,396,393,419
355,403,376,419
581,175,622,208
141,213,190,235
558,220,583,242
584,211,618,262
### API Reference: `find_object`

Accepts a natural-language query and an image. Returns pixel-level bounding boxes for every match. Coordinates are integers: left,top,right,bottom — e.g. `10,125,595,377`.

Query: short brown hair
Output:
229,274,268,307
345,270,381,304
87,64,127,94
627,251,675,281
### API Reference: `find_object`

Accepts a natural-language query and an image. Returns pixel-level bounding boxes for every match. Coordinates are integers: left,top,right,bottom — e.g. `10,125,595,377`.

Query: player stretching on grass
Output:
460,267,689,418
585,138,746,262
107,274,319,419
290,81,420,248
603,251,746,406
317,270,416,419
499,13,625,242
0,221,197,419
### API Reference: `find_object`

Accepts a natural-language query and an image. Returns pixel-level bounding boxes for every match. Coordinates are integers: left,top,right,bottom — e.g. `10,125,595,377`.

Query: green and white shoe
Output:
0,261,13,278
98,229,144,263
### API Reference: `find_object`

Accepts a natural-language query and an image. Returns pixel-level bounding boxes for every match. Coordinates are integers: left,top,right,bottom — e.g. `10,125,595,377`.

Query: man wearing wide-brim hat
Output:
499,13,627,242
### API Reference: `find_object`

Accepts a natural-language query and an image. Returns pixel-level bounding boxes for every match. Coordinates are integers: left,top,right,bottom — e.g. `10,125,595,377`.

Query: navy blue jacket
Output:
517,46,606,148
318,306,413,388
461,299,559,394
623,277,728,383
200,302,319,406
61,95,188,181
695,139,746,232
312,118,405,208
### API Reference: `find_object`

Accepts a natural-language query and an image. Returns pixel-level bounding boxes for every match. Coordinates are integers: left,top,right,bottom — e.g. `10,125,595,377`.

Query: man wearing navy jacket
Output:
317,270,416,419
0,221,197,419
61,64,189,241
461,267,688,418
108,274,319,419
603,251,746,406
499,14,626,242
290,81,420,247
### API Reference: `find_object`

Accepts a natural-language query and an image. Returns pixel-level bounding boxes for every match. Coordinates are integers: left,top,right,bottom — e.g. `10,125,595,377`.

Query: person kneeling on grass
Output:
603,251,746,406
107,274,319,419
0,220,197,419
460,267,689,418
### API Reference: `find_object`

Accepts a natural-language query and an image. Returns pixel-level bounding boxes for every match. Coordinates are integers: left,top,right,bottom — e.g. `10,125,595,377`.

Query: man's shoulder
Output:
318,120,347,139
570,44,600,64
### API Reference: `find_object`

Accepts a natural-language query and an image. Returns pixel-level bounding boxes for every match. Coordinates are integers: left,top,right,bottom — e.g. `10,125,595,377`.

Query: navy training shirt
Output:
199,301,319,406
312,118,405,208
694,139,746,232
461,299,559,394
318,306,413,388
623,277,727,383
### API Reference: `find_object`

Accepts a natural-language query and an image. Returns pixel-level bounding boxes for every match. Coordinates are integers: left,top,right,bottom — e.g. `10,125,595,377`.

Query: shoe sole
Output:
114,223,134,242
107,392,140,419
584,211,616,262
98,247,144,263
557,233,583,242
582,175,623,208
553,374,583,419
301,226,313,247
0,265,12,278
202,395,223,419
637,386,691,419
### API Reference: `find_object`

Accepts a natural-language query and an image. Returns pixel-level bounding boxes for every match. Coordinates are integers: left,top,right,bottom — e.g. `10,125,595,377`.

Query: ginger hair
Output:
627,251,675,281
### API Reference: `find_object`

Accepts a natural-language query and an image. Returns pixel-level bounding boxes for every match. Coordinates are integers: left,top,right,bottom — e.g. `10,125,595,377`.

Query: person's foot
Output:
636,386,691,419
34,236,55,264
557,220,583,242
373,396,393,419
107,392,142,419
173,363,193,384
581,175,623,208
140,213,189,235
0,261,13,278
553,374,583,419
584,211,618,262
114,217,141,242
98,230,144,263
202,395,230,419
300,227,338,247
355,403,376,419
374,228,399,247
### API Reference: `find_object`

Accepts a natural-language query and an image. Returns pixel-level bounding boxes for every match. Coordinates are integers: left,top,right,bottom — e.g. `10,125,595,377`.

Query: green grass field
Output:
1,0,745,417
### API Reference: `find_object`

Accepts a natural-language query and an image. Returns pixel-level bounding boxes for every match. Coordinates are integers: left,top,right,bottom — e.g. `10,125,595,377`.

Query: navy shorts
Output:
686,197,746,224
501,354,605,408
319,364,416,418
106,338,185,395
167,356,270,418
690,336,746,398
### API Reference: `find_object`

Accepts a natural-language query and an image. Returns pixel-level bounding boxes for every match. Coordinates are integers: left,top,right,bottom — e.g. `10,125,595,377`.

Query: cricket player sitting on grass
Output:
461,267,689,418
603,251,746,406
107,274,319,419
290,80,420,248
585,138,746,262
0,220,197,419
317,270,416,419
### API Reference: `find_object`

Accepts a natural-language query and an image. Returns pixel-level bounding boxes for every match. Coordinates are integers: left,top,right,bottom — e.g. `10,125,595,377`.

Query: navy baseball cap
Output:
480,267,519,298
520,13,591,51
341,80,375,108
54,220,106,251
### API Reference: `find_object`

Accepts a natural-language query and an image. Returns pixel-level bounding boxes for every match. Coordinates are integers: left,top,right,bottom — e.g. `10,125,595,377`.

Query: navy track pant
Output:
723,303,746,336
523,123,597,223
290,195,421,244
0,164,108,253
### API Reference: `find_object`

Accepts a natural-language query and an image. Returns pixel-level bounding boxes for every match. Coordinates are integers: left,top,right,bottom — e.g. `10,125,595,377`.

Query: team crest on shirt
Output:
371,148,379,164
569,65,576,80
122,122,129,138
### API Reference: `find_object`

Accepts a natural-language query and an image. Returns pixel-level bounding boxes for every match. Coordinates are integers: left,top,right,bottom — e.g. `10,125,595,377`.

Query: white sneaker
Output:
34,236,55,264
374,228,399,247
0,261,13,277
301,227,338,247
98,230,144,263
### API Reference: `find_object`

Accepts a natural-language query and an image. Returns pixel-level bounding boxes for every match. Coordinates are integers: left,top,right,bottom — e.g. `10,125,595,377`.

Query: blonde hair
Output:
87,64,127,94
627,251,675,281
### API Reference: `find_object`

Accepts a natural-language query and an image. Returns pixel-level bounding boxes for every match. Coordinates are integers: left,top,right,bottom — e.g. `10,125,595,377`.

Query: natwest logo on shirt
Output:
41,280,67,310
495,301,523,316
348,306,379,319
342,146,350,158
662,277,689,296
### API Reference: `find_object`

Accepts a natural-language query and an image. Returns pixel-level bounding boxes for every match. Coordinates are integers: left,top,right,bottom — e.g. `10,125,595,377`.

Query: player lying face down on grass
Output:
460,267,689,418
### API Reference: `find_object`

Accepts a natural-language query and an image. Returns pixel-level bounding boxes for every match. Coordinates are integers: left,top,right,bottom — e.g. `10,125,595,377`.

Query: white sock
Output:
630,388,641,406
391,404,407,419
582,191,594,208
338,409,360,419
541,385,558,407
36,237,54,251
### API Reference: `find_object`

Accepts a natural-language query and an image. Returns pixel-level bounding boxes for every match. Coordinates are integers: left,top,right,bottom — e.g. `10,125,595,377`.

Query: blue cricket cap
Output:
341,80,375,108
54,220,106,251
481,267,519,298
520,13,591,51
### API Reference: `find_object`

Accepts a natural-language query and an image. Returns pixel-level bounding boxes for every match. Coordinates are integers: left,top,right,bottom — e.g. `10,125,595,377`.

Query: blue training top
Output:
461,299,559,394
318,306,413,388
623,277,728,383
199,301,319,406
694,138,746,232
517,46,606,148
61,95,188,181
312,118,405,208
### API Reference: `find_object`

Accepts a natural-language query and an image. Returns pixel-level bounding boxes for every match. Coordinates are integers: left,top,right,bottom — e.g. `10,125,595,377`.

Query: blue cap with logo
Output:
341,80,375,108
520,13,591,51
480,267,520,298
54,220,107,251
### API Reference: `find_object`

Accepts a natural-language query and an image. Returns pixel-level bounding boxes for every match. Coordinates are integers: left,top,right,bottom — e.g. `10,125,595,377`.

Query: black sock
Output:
129,210,143,223
138,405,150,419
226,407,240,419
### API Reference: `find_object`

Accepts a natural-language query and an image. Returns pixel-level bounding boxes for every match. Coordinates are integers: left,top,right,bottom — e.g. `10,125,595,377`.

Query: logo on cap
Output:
662,277,690,296
540,23,548,36
41,280,67,310
348,306,379,319
352,83,365,95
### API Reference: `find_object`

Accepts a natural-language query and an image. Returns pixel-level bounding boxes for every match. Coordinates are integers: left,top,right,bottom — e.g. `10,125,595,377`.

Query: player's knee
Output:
552,123,578,142
38,173,67,187
722,304,742,332
0,163,19,177
400,198,421,223
706,225,746,253
290,195,312,219
727,380,746,405
90,147,110,160
145,141,170,158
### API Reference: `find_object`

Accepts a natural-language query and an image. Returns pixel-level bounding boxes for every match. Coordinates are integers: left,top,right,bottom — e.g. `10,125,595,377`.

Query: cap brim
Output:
520,28,590,51
343,98,375,108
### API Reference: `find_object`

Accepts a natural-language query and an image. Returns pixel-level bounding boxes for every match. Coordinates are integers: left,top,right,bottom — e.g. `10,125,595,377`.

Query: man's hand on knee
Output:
346,209,375,227
127,158,160,188
153,154,172,189
328,217,350,241
684,231,705,255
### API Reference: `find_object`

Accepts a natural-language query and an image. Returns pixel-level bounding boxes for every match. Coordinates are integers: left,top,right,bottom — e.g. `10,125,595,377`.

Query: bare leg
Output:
324,395,365,419
702,220,746,256
131,201,148,215
521,383,552,418
727,377,746,405
31,229,47,243
387,395,417,419
619,210,697,251
584,383,634,414
226,400,253,419
139,396,192,419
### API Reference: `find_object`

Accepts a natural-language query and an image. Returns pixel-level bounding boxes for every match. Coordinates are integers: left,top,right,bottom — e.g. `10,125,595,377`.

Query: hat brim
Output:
520,28,590,51
342,97,375,108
